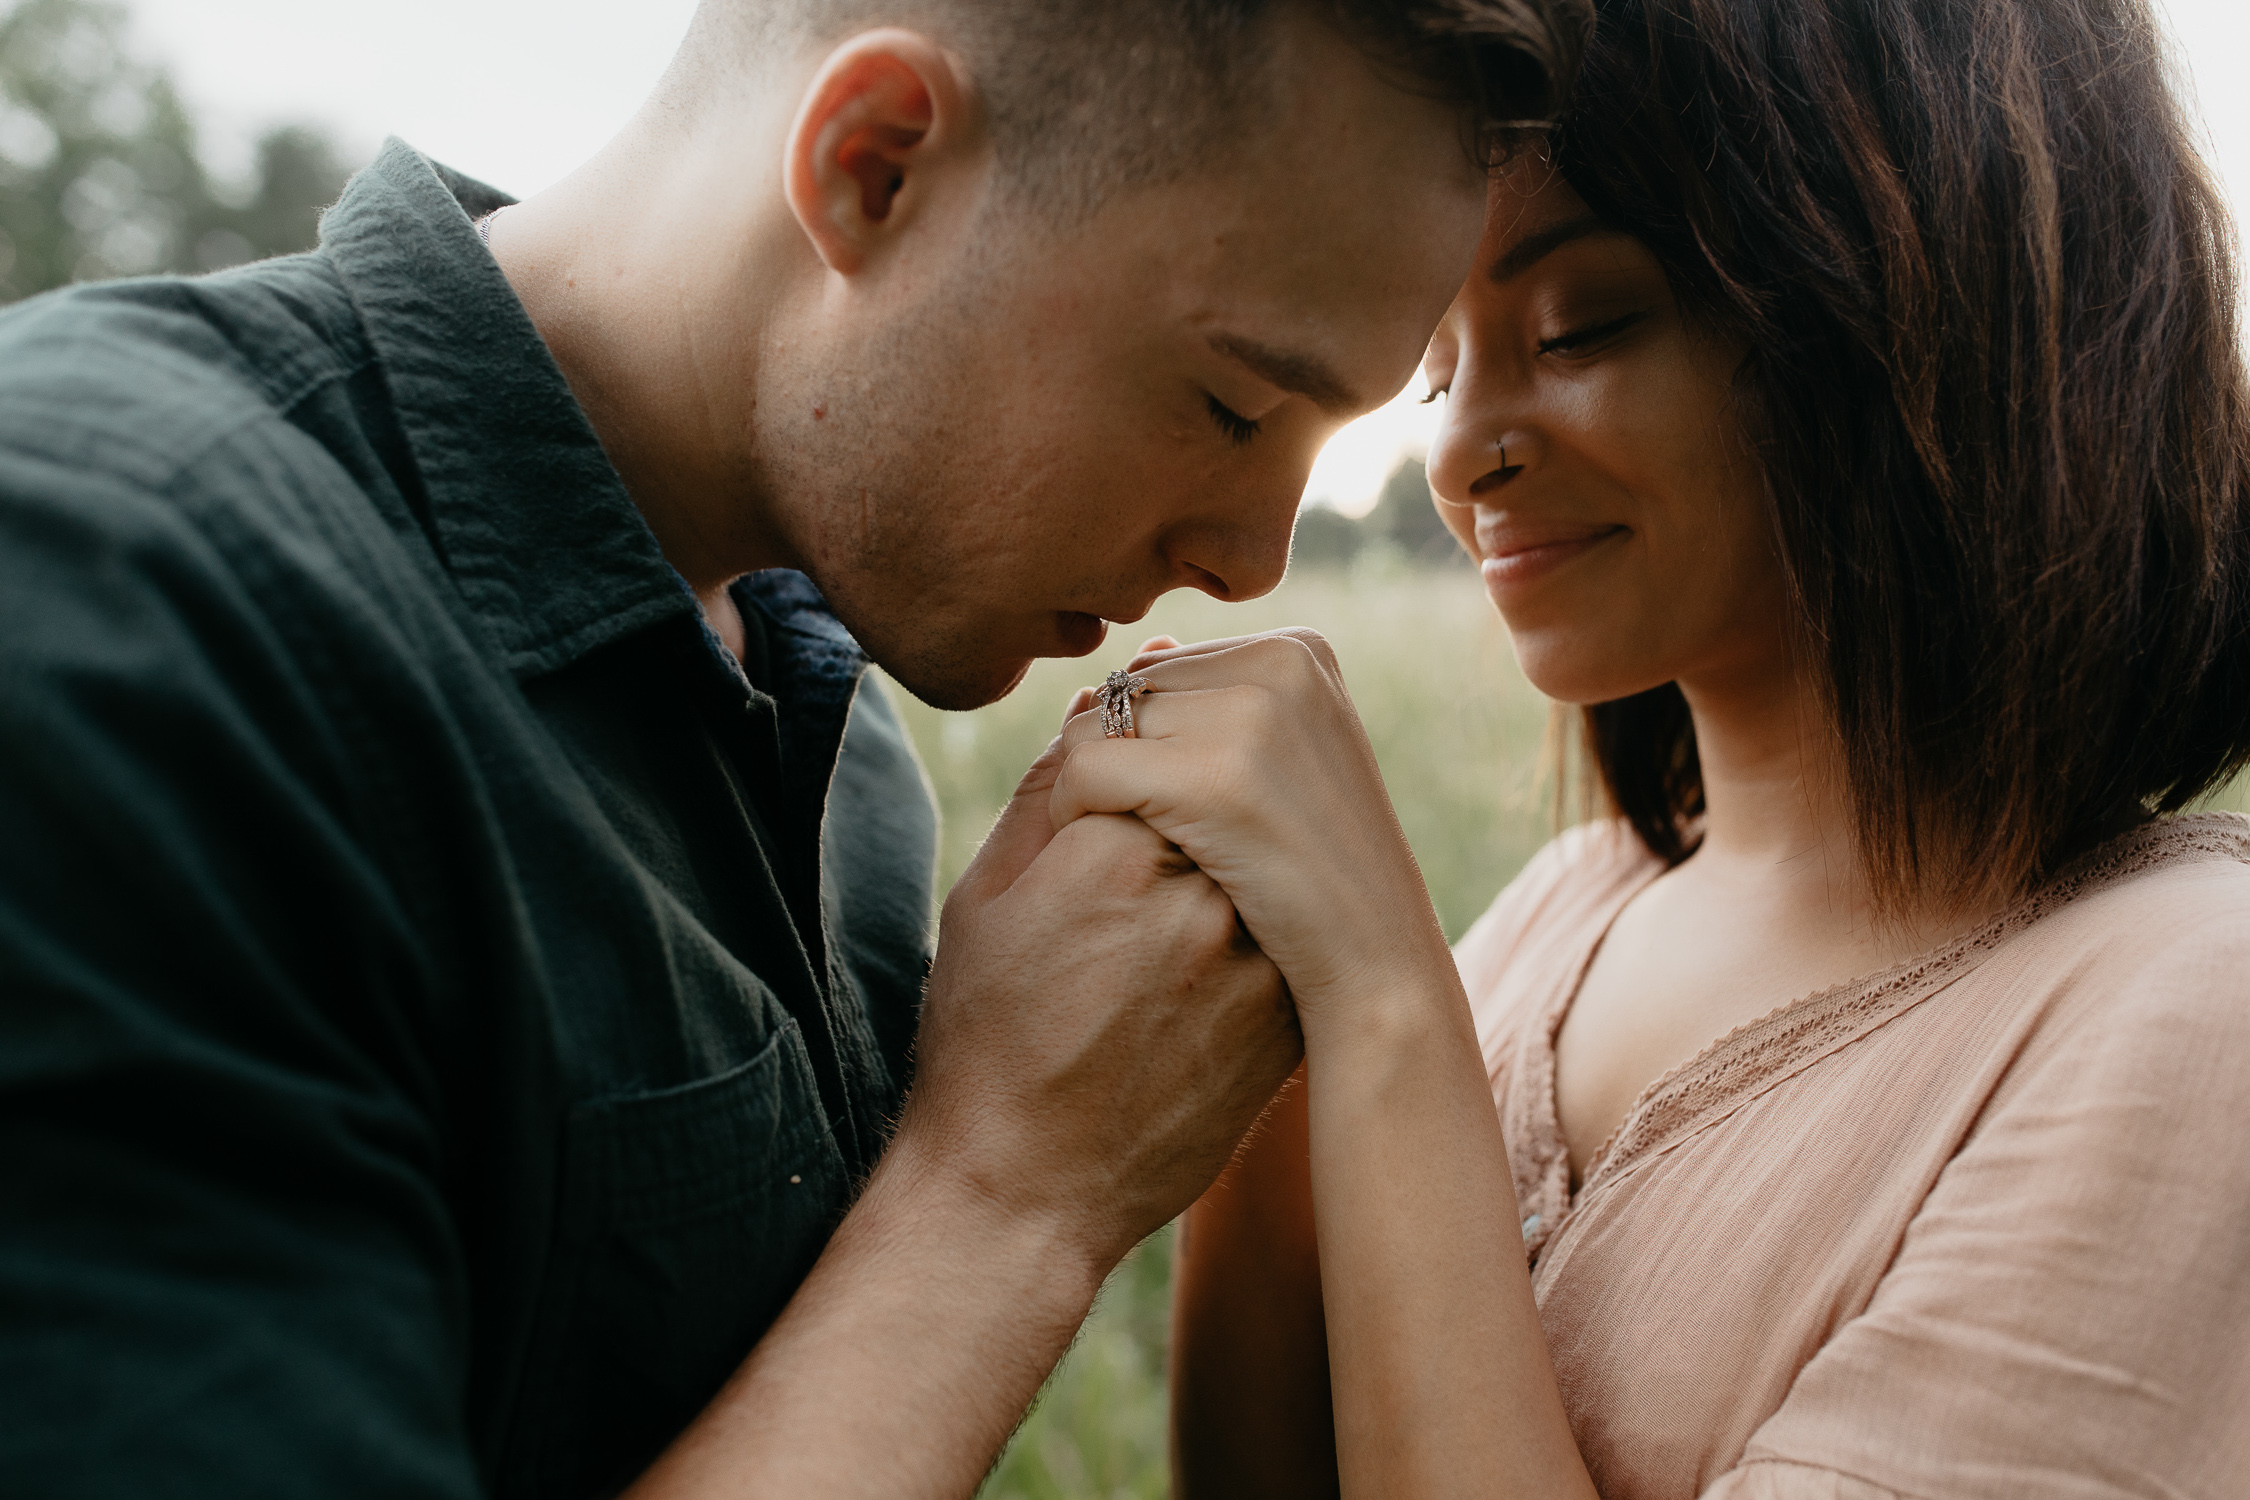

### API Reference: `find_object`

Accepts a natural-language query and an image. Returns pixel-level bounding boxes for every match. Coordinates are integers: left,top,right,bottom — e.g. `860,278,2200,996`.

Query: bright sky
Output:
122,0,2250,517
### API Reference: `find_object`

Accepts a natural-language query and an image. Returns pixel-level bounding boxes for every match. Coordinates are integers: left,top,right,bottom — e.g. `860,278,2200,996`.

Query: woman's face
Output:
1424,163,1789,707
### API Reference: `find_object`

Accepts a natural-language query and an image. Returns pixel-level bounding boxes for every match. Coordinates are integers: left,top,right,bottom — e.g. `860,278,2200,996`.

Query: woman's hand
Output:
1049,628,1454,1037
1069,633,1598,1500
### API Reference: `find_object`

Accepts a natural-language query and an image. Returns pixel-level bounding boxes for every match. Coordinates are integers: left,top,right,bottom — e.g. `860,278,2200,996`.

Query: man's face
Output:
758,15,1488,709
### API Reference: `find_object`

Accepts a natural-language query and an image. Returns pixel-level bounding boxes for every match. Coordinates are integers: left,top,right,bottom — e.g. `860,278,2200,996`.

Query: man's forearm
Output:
625,1131,1110,1499
618,772,1297,1496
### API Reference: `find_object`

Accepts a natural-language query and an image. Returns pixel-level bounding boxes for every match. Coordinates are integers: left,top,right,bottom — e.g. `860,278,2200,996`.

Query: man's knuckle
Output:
1205,905,1255,959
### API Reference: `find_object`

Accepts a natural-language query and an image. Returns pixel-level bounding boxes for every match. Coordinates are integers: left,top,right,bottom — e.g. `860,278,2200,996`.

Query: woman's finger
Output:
1128,626,1340,676
1047,734,1200,833
1061,684,1096,730
1074,634,1338,715
1055,683,1245,758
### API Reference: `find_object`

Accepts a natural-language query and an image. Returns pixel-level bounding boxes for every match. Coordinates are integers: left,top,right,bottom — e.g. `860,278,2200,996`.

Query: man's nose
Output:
1167,503,1294,605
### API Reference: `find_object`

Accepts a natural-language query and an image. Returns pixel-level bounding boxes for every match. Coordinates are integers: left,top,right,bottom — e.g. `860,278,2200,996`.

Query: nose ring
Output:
1432,438,1513,508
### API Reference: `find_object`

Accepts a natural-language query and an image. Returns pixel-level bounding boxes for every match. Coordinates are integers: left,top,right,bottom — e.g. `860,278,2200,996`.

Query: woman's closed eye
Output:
1536,310,1649,358
1205,392,1262,446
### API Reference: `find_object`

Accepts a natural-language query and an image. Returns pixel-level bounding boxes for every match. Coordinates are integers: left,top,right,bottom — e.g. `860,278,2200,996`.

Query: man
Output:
0,0,1582,1494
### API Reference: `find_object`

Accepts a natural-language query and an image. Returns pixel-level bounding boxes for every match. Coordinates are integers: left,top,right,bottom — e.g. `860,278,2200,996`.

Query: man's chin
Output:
881,651,1037,712
870,612,1110,711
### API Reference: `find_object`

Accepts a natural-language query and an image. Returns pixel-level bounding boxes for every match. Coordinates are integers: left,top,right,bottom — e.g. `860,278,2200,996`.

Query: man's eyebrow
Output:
1490,215,1618,284
1205,332,1360,415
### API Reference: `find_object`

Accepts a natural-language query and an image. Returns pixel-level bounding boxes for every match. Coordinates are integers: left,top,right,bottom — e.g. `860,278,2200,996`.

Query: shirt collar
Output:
318,137,695,679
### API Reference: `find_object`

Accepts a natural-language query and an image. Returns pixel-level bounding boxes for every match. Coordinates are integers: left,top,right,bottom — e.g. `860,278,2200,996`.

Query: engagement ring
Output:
1098,669,1151,738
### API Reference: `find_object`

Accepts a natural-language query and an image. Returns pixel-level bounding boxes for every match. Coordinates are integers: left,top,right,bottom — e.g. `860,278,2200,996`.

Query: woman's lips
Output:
1480,524,1627,591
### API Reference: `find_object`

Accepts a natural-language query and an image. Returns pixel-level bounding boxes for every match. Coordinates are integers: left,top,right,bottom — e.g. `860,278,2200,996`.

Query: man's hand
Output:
629,722,1301,1500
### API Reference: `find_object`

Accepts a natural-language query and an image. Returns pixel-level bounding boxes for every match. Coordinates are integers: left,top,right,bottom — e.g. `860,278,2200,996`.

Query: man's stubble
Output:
753,240,1092,711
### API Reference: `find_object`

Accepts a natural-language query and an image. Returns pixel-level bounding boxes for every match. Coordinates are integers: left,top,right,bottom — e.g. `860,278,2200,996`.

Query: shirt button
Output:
1520,1214,1542,1240
788,1174,802,1185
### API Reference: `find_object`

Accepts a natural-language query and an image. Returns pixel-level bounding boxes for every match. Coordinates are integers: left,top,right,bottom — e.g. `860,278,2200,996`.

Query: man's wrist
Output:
859,1114,1117,1318
624,1109,1121,1497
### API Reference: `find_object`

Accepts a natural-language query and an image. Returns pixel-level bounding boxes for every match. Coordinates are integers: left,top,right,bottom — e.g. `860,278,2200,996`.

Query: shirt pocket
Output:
503,1016,850,1500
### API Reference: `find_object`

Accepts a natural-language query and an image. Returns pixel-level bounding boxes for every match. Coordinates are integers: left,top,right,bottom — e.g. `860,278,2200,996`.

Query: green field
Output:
879,562,2250,1500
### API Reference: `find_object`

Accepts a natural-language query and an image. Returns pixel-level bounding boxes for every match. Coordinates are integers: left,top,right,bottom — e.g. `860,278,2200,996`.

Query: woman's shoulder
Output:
2013,810,2250,1024
1455,819,1662,1025
1944,813,2250,1134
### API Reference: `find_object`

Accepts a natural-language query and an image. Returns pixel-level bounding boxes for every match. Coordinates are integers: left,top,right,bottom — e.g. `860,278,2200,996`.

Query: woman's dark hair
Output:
1556,0,2250,905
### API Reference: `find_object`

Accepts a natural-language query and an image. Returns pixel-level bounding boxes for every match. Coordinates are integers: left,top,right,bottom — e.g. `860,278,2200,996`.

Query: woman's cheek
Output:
1437,498,1476,558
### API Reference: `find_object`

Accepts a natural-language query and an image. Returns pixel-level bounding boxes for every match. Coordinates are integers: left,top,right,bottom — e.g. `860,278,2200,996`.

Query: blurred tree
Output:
0,0,353,303
1366,456,1472,568
1290,501,1365,570
1287,458,1477,575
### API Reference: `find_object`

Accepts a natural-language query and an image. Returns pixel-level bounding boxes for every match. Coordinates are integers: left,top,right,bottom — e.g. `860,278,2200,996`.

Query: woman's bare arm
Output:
1171,1066,1338,1500
1304,975,1594,1500
1056,630,1599,1497
1174,947,1594,1500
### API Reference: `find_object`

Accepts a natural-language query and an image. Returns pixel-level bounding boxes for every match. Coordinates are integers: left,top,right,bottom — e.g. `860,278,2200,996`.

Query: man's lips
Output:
1052,611,1110,656
1052,589,1163,646
1478,522,1627,590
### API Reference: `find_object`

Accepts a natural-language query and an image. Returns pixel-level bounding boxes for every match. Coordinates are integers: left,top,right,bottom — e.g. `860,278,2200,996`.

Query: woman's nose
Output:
1426,405,1523,508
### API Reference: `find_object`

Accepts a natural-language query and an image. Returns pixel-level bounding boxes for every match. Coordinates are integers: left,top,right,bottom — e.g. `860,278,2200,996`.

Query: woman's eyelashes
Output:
1415,308,1649,405
1535,310,1649,358
1205,392,1262,446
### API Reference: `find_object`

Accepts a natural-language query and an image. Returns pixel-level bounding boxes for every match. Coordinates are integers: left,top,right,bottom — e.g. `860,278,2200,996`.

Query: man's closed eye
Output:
1205,393,1262,446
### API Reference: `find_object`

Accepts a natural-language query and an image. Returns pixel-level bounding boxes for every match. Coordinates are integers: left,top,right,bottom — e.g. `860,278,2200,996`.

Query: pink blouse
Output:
1458,813,2250,1497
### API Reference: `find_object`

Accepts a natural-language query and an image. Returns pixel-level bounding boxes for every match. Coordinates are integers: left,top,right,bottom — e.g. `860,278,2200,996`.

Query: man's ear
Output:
783,29,977,275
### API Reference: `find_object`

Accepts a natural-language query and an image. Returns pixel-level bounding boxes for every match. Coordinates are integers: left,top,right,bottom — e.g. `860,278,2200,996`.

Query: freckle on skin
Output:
813,405,826,420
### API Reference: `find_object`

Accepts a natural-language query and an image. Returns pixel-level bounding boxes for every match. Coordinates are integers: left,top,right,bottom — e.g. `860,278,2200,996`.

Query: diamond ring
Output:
1097,669,1152,738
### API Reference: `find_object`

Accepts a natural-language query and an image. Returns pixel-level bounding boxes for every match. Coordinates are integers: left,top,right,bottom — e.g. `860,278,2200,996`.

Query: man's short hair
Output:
682,0,1593,218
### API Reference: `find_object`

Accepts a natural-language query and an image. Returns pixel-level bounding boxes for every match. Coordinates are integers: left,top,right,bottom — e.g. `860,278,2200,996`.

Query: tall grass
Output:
878,563,2250,1500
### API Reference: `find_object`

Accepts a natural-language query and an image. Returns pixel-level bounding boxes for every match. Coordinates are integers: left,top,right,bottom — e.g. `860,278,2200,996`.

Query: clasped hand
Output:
1051,629,1455,1042
900,628,1453,1273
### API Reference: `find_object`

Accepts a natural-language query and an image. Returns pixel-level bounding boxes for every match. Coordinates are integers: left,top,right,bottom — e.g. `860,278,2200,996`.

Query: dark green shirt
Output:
0,139,937,1499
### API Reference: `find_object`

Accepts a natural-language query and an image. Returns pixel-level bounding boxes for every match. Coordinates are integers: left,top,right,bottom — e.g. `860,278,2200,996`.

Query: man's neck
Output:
483,124,802,592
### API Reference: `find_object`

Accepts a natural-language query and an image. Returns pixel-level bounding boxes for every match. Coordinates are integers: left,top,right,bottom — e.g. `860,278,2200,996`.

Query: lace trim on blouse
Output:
1511,812,2250,1263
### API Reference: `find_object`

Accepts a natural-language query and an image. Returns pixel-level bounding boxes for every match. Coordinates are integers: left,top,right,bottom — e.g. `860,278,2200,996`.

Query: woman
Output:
1049,0,2250,1492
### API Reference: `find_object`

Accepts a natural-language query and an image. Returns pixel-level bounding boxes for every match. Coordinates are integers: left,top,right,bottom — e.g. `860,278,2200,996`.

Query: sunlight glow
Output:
1302,369,1443,517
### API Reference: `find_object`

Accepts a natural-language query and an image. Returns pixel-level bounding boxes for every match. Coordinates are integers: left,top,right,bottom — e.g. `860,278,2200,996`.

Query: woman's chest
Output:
1554,884,1931,1185
1507,992,2013,1497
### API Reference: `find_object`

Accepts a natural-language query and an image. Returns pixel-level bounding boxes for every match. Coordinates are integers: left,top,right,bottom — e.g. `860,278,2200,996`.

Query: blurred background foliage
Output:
0,0,351,302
